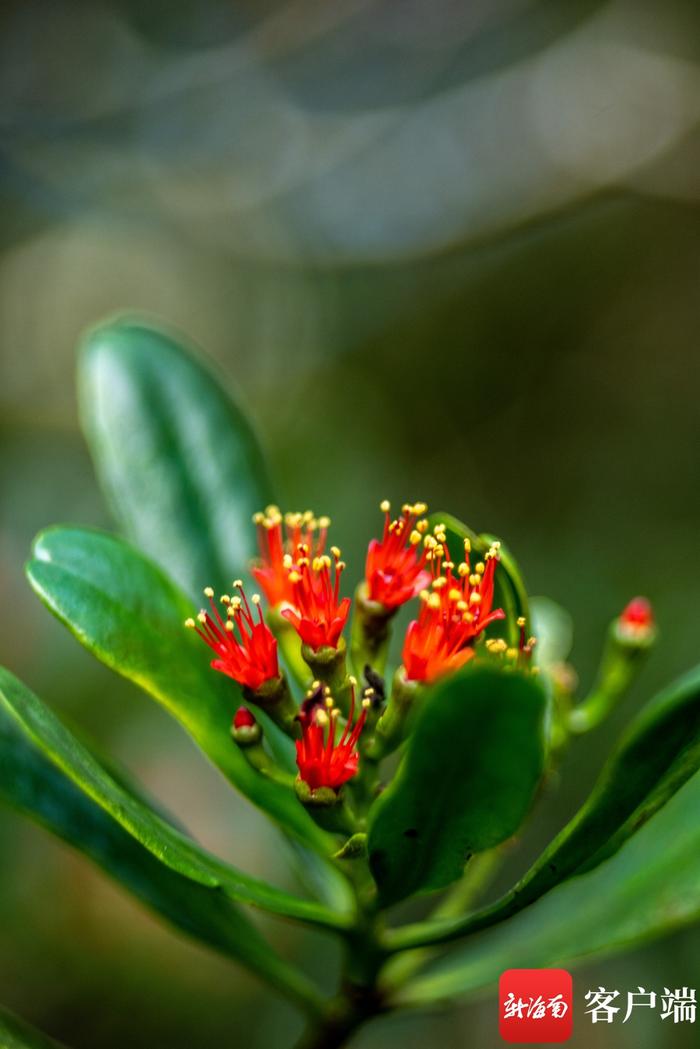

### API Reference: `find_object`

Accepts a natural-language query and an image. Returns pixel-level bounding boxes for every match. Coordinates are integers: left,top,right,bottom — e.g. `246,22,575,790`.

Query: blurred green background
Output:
1,1,699,1047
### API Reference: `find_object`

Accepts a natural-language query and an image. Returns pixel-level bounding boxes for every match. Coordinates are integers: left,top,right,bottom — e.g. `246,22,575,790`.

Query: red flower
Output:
618,596,655,640
251,506,329,608
186,583,279,692
281,546,351,651
296,686,368,791
364,500,431,609
402,529,505,683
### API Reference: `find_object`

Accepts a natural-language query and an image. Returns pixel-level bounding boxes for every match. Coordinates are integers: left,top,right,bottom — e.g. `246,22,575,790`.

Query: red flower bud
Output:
619,596,654,632
233,706,257,729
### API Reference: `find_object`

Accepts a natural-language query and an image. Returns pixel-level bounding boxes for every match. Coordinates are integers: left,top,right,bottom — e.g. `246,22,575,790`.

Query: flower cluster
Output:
186,501,510,796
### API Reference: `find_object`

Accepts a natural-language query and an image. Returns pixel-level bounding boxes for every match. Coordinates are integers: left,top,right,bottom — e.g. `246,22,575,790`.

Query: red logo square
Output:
499,969,573,1043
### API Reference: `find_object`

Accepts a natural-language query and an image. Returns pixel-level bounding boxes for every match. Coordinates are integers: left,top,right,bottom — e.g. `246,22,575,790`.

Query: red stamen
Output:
364,500,431,609
295,685,368,791
401,529,505,683
281,546,351,651
251,506,329,608
186,583,279,692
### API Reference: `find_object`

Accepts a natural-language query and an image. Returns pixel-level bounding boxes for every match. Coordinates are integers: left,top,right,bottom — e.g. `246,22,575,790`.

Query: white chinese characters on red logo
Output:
499,969,573,1043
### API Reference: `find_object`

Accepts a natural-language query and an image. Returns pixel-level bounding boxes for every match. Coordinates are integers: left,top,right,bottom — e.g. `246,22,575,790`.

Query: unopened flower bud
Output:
616,596,656,646
231,706,262,746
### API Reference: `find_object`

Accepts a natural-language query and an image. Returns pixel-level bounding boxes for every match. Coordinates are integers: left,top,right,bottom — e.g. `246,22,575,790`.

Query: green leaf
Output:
395,769,700,1005
388,663,700,950
25,526,332,854
0,674,324,1015
428,514,529,647
0,665,347,930
78,317,272,600
368,666,547,907
0,1005,70,1049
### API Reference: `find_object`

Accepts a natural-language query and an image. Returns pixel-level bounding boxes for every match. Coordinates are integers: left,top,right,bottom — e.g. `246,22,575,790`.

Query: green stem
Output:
350,583,395,678
380,848,503,991
295,857,388,1048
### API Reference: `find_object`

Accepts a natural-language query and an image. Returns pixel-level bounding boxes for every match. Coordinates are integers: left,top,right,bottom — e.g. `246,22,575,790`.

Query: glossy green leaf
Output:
78,317,272,600
0,666,347,930
25,526,332,854
0,676,323,1015
388,663,700,950
0,1006,70,1049
368,666,547,907
428,514,529,647
396,770,700,1005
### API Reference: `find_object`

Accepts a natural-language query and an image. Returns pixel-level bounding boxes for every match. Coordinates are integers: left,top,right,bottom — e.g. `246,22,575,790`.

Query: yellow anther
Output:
432,576,447,590
458,562,469,577
448,588,461,602
220,594,230,604
325,696,334,709
184,618,195,628
416,519,429,534
330,545,341,558
469,592,482,605
203,586,214,598
361,697,371,710
475,562,485,575
419,589,430,602
318,516,331,529
315,710,329,727
517,616,526,628
428,593,441,610
253,512,264,524
380,499,391,513
251,594,261,605
528,636,538,648
323,685,332,696
288,571,301,584
413,502,428,515
233,579,243,588
225,621,234,632
409,530,422,545
312,680,321,689
464,538,471,553
337,561,346,571
506,647,518,660
348,675,357,687
486,638,507,654
197,611,207,624
462,612,475,623
457,600,468,612
469,574,480,586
